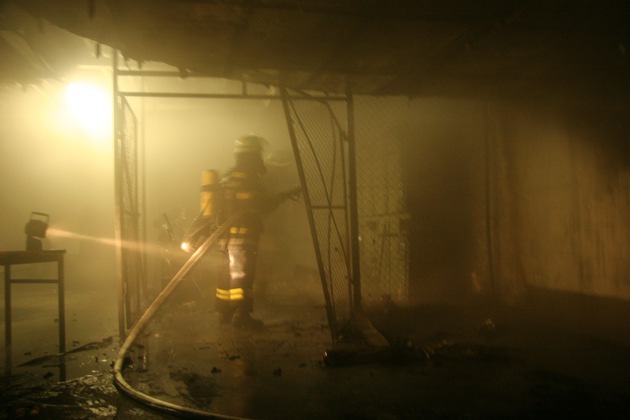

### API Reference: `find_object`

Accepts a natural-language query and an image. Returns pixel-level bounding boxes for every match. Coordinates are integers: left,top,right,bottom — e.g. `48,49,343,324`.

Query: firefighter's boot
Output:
218,308,235,326
232,309,263,330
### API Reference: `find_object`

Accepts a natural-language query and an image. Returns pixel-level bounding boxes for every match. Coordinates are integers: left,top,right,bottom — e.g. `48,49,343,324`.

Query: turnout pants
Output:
215,236,258,317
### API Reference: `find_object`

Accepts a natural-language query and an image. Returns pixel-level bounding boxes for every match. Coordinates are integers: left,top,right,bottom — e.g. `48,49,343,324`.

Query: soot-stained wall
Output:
402,98,629,307
487,103,630,302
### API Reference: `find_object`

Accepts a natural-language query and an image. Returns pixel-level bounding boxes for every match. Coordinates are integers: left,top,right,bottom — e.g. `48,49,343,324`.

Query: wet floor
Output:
3,293,630,419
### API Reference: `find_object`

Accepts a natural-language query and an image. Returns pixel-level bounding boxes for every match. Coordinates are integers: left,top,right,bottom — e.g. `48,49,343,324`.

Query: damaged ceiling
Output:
2,0,630,99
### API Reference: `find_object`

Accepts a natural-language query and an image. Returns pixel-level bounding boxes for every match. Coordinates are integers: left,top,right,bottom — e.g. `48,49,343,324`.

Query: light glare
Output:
63,82,112,141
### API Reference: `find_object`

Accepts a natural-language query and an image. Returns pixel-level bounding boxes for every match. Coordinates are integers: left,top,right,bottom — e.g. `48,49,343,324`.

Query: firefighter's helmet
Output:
234,134,269,174
234,134,266,156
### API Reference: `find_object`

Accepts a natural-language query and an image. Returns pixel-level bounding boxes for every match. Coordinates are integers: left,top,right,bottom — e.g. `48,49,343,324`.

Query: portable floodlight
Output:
24,212,49,251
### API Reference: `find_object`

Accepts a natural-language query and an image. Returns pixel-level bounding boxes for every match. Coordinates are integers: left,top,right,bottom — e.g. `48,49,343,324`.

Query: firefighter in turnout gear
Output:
215,134,301,329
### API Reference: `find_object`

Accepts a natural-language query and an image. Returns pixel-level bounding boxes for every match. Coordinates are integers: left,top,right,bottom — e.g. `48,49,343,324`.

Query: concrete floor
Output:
3,286,630,419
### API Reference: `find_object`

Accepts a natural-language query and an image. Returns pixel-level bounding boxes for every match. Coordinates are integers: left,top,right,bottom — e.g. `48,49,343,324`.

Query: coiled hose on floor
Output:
113,213,248,419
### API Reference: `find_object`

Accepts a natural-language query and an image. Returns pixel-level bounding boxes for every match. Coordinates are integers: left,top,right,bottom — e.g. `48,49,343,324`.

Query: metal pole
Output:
57,254,66,354
117,91,347,100
113,50,126,338
483,102,496,297
140,79,148,306
346,86,362,308
57,254,66,381
4,264,11,375
132,102,142,315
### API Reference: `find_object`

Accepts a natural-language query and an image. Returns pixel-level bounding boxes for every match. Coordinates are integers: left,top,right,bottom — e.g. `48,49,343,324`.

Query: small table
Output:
1,250,66,376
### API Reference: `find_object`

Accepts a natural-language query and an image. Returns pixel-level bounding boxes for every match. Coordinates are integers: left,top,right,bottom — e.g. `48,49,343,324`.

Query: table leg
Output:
58,256,66,355
4,264,12,376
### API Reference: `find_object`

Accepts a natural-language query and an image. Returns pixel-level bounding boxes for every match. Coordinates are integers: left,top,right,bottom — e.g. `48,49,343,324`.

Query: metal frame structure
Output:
113,52,146,335
280,87,357,339
112,52,362,341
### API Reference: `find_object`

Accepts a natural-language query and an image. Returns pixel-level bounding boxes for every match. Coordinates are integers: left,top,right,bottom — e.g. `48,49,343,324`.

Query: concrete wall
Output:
490,104,630,302
403,98,629,308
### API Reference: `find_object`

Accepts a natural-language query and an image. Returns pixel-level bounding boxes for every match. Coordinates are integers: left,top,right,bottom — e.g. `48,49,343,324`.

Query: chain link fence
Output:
282,93,351,339
283,92,409,340
355,96,409,304
115,96,146,331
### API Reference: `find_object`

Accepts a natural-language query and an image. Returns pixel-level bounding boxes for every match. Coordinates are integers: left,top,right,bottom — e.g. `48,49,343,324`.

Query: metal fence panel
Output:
283,93,409,340
115,96,146,331
282,93,352,339
355,96,409,304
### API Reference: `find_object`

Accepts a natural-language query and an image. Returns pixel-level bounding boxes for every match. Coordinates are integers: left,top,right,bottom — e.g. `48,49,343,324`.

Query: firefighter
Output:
215,134,300,329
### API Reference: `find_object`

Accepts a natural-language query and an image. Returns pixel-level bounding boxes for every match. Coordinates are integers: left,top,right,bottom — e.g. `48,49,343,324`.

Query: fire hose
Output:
113,212,249,419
